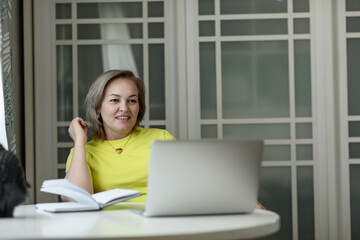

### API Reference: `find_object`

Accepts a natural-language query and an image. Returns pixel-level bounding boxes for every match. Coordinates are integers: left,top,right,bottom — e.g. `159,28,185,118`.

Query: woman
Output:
63,70,175,202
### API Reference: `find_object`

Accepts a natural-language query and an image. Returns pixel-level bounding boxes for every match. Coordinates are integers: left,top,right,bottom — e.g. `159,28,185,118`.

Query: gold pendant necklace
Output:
106,133,133,154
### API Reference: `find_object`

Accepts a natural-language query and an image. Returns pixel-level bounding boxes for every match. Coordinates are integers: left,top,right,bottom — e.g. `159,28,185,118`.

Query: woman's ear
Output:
96,110,103,125
96,108,101,120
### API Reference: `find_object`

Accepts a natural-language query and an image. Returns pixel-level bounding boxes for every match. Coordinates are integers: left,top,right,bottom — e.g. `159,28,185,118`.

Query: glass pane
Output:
222,41,289,118
201,125,217,139
58,169,66,179
293,0,310,12
297,166,315,240
56,3,71,19
258,167,292,240
296,123,312,139
347,17,360,32
296,144,313,160
349,121,360,137
199,0,214,15
56,25,72,40
78,44,143,118
346,0,360,11
349,143,360,159
149,44,165,120
347,39,360,115
295,40,312,117
221,19,287,36
294,18,310,34
220,0,287,14
148,23,164,38
78,24,142,40
200,42,217,119
199,21,215,36
77,45,103,119
350,165,360,239
223,123,290,139
263,145,290,161
57,45,73,121
150,125,165,130
77,3,142,18
148,1,164,17
58,127,72,142
58,148,71,164
98,45,143,77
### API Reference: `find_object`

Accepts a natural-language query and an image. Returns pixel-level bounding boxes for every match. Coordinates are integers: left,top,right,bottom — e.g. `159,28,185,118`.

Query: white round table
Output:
0,204,280,240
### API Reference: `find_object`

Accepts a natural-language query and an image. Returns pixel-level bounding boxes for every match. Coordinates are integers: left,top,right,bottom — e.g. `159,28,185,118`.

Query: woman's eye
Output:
110,99,118,103
129,99,137,103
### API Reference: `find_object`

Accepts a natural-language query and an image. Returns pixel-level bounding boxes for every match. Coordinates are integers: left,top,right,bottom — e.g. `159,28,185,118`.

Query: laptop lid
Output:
144,139,264,217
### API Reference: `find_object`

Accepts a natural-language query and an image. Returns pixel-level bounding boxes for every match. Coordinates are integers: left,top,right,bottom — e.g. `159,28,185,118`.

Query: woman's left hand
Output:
256,201,266,209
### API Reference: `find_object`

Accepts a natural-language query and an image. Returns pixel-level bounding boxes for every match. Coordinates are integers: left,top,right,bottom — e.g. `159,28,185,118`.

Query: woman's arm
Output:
61,117,94,202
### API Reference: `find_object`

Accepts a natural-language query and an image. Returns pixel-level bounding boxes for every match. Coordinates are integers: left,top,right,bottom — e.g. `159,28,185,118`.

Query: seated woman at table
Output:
62,70,175,202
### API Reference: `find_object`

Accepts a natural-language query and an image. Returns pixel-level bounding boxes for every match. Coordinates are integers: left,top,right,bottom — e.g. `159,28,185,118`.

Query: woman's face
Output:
99,78,140,140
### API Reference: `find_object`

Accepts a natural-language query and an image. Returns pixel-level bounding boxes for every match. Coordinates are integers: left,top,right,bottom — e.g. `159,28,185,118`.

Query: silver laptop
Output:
144,139,264,217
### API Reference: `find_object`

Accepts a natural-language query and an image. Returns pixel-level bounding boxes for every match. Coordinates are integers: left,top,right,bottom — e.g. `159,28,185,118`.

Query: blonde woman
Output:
63,70,174,202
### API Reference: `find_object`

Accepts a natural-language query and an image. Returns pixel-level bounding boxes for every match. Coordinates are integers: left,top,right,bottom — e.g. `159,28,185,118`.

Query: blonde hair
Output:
85,70,146,139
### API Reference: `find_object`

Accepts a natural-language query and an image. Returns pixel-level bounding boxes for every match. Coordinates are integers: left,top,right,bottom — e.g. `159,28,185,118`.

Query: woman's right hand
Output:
68,117,88,143
63,117,94,200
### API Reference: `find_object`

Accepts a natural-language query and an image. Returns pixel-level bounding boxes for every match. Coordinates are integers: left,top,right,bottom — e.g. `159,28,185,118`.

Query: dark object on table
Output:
0,144,29,217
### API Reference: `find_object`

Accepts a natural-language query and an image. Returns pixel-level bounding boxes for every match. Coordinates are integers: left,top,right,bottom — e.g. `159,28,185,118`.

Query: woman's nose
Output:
119,101,129,112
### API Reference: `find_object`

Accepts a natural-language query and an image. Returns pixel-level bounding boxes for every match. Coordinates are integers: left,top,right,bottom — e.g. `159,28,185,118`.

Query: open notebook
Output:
143,139,264,217
36,179,141,212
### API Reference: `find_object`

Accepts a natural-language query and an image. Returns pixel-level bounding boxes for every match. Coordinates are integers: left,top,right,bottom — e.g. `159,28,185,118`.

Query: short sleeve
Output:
164,130,176,140
65,148,94,183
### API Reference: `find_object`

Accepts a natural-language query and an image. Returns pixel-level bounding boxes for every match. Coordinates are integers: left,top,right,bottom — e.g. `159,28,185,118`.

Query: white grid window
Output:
188,1,317,239
339,0,360,239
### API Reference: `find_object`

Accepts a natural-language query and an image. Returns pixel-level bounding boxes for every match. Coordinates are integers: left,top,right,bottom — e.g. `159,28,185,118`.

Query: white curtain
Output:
0,0,15,152
99,4,139,76
0,61,7,149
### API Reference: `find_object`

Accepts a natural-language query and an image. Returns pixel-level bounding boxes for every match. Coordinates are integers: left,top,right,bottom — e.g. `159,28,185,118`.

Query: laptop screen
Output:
144,139,264,217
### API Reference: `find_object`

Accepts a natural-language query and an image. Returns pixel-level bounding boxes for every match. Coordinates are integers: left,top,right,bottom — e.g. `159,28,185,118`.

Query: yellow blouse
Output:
65,127,175,202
